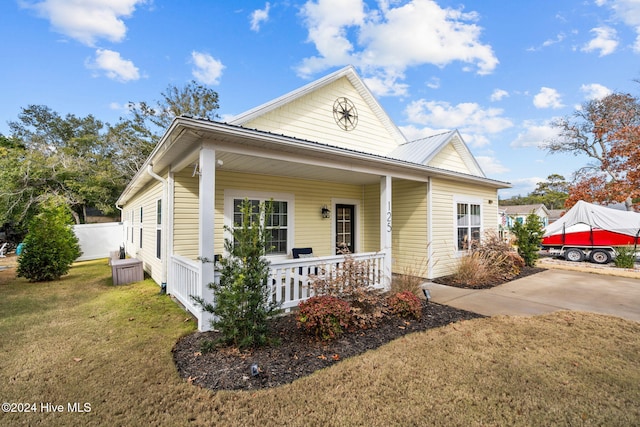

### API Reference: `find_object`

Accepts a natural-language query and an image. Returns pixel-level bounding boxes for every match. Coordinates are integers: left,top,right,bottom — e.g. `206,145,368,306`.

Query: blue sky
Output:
1,0,638,198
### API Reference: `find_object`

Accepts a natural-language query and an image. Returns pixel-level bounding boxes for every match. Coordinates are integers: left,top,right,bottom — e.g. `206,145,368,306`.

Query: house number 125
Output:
386,202,392,232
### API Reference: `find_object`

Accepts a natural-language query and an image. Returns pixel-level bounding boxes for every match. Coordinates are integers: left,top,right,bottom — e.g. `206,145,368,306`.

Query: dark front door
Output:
335,204,355,254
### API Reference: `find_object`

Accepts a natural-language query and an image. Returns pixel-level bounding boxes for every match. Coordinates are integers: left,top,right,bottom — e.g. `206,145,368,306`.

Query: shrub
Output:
391,257,428,296
388,290,422,319
453,251,493,287
309,250,385,329
511,212,544,267
452,230,524,288
297,296,352,340
17,200,81,282
193,199,281,349
614,246,637,269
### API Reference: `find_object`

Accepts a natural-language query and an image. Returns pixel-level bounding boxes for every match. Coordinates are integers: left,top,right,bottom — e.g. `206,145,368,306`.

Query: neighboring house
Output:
547,209,565,224
116,65,510,331
503,204,550,227
501,204,550,243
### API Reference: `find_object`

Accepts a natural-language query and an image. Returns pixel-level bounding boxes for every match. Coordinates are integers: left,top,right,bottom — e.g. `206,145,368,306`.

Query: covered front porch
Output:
155,119,412,331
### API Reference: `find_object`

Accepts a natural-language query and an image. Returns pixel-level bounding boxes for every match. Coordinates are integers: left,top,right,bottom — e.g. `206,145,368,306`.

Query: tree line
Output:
0,81,220,239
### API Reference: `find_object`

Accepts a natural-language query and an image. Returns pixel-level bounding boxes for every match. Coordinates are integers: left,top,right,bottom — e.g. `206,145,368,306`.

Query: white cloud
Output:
297,0,498,95
580,83,612,100
87,49,140,82
528,32,566,51
250,2,270,32
22,0,146,46
533,87,564,109
426,77,440,89
597,0,640,53
490,89,509,102
191,51,225,85
542,32,566,47
363,71,409,97
405,99,513,135
500,177,545,198
582,26,619,56
510,120,560,148
398,124,449,142
475,155,509,174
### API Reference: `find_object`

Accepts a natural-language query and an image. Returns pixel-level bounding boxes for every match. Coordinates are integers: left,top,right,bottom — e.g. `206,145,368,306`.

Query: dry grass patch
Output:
1,260,639,426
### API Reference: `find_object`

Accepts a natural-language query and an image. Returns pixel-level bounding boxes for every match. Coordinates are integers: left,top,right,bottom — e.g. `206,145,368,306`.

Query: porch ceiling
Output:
214,151,381,185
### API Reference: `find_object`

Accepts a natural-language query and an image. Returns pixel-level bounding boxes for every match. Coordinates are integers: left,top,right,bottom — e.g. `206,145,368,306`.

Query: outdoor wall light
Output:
422,288,431,302
321,205,331,219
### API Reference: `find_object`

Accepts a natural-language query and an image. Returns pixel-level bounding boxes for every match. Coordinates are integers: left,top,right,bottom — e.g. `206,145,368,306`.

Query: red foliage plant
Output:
388,290,422,320
297,296,352,341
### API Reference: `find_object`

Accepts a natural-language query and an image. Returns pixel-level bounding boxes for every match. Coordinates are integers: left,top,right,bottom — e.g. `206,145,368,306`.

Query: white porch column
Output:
198,144,216,331
380,175,392,290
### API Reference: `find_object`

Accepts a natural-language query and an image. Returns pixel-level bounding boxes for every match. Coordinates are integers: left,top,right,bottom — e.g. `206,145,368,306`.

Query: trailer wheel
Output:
589,249,611,265
565,248,585,262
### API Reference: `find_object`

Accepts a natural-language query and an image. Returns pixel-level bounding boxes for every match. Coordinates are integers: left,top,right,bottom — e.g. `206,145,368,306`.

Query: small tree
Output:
194,199,280,349
511,212,544,267
17,199,82,281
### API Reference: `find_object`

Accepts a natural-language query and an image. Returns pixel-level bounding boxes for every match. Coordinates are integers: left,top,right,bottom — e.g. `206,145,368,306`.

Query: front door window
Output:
336,204,355,254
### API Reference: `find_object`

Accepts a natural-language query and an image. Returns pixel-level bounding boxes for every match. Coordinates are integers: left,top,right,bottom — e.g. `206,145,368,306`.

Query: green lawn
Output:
1,259,639,426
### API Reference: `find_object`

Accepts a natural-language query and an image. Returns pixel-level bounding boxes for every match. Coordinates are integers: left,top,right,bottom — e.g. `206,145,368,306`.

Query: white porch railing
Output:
168,251,386,330
168,254,204,325
268,252,386,310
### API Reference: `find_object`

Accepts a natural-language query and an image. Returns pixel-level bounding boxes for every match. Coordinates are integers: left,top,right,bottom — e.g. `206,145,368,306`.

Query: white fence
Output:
73,222,125,261
167,251,386,331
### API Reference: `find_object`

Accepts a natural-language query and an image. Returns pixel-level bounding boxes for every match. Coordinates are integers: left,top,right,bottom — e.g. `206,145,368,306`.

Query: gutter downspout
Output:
147,164,168,293
114,203,125,256
427,177,433,279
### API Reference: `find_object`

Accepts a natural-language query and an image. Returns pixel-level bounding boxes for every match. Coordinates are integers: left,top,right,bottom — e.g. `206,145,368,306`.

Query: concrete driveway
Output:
423,269,640,322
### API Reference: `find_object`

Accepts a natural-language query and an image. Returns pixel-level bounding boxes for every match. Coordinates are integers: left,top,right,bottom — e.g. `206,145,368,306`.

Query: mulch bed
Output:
173,266,547,392
431,266,546,289
172,303,484,392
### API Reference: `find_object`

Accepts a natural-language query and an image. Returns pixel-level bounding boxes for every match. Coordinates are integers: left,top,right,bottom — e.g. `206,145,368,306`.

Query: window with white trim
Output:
139,206,143,249
456,202,481,251
225,191,294,258
232,198,288,255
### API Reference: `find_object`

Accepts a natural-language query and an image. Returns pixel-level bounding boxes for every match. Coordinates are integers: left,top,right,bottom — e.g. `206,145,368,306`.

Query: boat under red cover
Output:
542,200,640,248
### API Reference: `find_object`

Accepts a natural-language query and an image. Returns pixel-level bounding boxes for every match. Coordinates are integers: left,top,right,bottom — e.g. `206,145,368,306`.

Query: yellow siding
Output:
430,177,499,278
121,178,163,284
215,171,365,257
428,143,473,174
244,77,399,156
392,180,429,277
173,169,200,259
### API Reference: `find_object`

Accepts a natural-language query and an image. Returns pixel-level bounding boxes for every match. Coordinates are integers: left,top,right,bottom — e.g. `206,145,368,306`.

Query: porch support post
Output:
198,144,216,331
380,175,392,290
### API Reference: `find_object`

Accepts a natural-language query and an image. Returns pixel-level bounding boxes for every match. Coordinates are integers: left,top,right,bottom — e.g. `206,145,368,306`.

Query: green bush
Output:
193,199,281,349
388,290,422,319
614,246,637,268
17,201,81,282
511,212,544,267
297,295,352,341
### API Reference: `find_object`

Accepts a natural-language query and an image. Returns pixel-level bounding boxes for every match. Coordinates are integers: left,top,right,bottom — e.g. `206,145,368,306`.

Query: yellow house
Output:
116,66,510,331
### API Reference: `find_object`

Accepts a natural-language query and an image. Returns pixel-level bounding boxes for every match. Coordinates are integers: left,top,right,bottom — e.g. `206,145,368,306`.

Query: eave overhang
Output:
117,116,511,206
